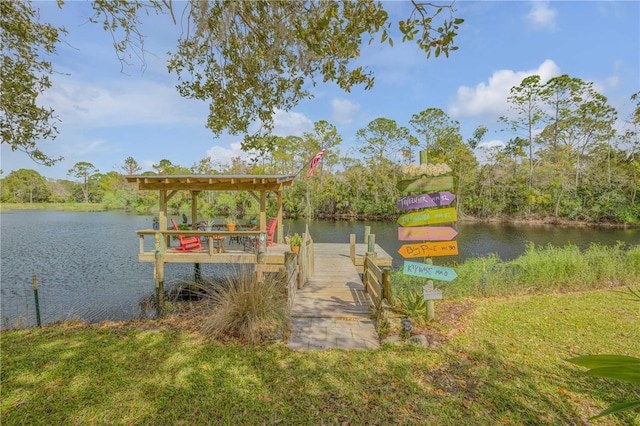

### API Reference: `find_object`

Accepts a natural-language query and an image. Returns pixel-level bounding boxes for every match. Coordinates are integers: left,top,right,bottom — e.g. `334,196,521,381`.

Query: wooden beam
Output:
166,190,179,202
248,191,260,203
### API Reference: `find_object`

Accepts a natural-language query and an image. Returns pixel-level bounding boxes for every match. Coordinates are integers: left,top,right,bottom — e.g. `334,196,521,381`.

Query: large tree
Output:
0,168,51,203
1,1,65,166
500,75,546,191
2,1,463,164
67,161,98,203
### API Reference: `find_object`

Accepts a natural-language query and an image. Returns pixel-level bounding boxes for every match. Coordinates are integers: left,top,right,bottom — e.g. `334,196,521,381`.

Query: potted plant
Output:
288,233,302,254
204,219,216,231
225,217,237,232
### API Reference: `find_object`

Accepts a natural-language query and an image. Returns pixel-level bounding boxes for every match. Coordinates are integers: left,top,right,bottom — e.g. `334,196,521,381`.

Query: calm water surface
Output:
1,210,638,328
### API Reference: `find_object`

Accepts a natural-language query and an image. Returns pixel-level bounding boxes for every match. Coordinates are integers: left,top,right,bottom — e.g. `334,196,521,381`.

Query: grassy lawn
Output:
2,289,638,425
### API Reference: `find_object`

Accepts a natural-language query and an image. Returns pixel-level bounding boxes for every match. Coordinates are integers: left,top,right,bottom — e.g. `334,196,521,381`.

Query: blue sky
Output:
2,1,638,180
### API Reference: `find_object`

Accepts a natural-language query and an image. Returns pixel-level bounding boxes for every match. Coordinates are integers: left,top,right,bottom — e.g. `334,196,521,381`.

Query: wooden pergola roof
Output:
125,174,297,191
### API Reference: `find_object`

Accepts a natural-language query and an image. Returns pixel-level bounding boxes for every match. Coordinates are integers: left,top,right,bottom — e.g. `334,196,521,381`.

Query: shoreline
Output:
2,203,638,229
312,212,640,229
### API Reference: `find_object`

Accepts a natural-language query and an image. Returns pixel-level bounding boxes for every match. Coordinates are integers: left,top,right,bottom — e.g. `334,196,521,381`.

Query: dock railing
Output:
362,252,392,309
283,225,314,306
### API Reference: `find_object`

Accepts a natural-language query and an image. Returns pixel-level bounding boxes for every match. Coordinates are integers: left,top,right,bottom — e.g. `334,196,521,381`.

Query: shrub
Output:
193,269,290,343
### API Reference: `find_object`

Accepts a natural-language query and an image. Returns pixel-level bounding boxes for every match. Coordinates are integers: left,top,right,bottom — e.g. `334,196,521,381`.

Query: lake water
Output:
1,210,638,328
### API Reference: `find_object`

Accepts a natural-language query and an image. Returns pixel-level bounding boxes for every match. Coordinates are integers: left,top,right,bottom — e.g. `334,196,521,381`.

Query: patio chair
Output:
170,218,202,252
266,217,278,247
243,218,278,252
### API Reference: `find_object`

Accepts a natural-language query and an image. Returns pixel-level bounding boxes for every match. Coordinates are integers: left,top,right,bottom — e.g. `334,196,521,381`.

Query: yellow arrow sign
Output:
397,207,457,227
398,241,459,258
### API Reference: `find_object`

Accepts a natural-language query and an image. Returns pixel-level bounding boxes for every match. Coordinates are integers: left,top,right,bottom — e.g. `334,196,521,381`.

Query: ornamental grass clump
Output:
194,269,290,343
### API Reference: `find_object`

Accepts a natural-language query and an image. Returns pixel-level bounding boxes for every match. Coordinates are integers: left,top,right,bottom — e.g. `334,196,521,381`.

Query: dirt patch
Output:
408,300,476,347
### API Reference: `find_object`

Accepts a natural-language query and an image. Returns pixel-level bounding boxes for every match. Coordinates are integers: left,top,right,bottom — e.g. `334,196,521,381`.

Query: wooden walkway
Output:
287,243,390,350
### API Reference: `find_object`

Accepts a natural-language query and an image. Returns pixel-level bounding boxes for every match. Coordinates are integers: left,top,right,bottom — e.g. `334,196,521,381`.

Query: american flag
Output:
306,149,326,178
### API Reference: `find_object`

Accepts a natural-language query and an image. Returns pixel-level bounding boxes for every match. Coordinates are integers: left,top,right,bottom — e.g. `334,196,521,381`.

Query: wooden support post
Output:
259,191,267,233
364,226,371,246
349,234,356,264
367,233,376,253
382,267,391,302
154,233,166,318
159,190,169,248
32,275,41,327
425,258,435,321
190,191,198,229
420,149,428,166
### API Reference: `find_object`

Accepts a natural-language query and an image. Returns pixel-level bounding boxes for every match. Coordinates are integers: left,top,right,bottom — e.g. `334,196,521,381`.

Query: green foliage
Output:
392,243,640,300
0,168,50,203
1,0,66,165
160,1,462,146
192,271,290,343
568,355,640,419
395,288,426,318
288,233,302,247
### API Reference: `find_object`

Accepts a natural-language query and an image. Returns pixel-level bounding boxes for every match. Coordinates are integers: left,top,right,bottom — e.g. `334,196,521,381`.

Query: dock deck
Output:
287,243,391,350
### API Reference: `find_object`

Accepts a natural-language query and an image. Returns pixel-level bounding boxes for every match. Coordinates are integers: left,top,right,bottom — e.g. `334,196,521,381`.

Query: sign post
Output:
396,150,460,321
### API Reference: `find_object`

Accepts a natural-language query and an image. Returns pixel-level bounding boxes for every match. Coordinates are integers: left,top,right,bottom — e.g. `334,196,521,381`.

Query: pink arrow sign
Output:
397,191,455,210
398,226,458,241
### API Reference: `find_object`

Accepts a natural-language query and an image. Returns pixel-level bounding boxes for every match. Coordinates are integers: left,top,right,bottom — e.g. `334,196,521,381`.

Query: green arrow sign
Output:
397,176,453,194
397,207,457,227
403,261,457,281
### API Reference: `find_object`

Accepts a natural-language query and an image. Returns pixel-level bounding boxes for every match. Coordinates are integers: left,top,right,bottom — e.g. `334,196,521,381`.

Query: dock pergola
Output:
125,174,297,314
126,174,296,242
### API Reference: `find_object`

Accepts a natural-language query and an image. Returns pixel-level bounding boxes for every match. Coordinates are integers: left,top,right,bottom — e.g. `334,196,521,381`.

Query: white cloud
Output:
206,141,251,166
271,109,314,136
42,77,207,129
526,1,557,31
449,59,561,119
331,98,361,124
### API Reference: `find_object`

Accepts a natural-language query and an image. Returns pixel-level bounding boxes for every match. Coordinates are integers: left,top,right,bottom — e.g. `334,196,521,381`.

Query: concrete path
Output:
287,243,380,350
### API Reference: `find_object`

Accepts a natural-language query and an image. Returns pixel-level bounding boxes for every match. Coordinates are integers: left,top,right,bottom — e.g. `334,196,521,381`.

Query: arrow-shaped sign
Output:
402,261,457,281
398,226,457,241
397,207,457,227
397,176,453,194
397,191,455,210
398,241,459,258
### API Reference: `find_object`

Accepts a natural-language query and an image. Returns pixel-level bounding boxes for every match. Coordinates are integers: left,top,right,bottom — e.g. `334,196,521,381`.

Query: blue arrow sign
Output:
402,261,457,282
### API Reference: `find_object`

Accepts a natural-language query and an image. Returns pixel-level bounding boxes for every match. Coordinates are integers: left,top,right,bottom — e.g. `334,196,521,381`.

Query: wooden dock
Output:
287,243,392,350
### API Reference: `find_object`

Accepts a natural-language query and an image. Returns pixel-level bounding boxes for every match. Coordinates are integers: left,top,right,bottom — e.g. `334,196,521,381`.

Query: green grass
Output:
2,290,638,425
393,242,640,301
0,202,107,212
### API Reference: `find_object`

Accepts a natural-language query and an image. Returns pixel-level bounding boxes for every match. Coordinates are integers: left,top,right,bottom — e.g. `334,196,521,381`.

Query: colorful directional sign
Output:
397,176,453,194
398,226,457,241
398,241,458,258
397,191,455,210
397,207,457,227
403,261,457,281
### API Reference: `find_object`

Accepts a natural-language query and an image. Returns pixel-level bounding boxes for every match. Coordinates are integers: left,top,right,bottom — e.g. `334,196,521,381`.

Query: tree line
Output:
2,76,638,225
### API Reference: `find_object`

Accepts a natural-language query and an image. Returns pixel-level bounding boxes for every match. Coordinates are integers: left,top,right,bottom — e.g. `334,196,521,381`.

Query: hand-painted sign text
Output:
397,207,457,227
402,261,457,281
397,191,455,210
398,241,459,258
